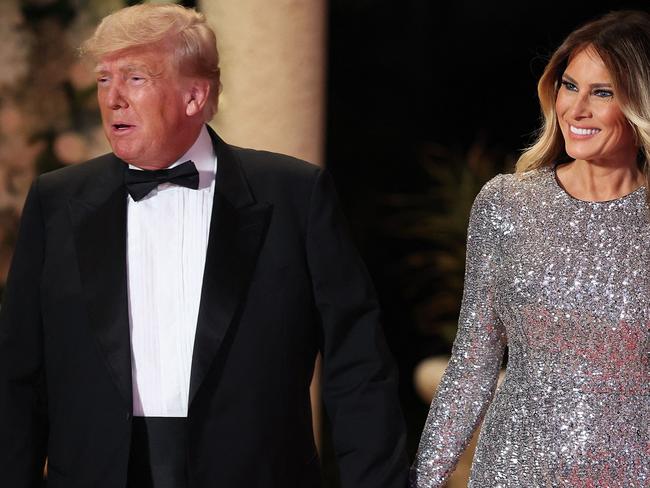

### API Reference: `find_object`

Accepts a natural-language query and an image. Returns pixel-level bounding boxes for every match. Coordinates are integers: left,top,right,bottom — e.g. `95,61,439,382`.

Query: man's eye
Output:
97,77,109,86
560,80,578,92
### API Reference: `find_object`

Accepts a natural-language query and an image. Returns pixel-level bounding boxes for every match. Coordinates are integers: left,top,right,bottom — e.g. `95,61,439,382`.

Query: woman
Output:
411,10,650,487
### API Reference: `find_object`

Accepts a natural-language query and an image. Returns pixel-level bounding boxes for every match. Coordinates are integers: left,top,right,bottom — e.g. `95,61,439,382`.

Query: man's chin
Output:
112,148,141,166
115,152,166,170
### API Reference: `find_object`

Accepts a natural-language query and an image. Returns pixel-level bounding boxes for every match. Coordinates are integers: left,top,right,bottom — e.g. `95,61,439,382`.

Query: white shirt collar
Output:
128,125,217,191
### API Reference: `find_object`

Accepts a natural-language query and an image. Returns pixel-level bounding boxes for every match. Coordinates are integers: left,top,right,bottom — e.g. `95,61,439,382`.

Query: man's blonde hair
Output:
81,3,221,120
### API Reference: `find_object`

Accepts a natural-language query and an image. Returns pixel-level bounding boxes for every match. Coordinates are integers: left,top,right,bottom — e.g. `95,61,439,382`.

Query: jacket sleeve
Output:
409,176,508,487
0,179,48,487
305,168,409,488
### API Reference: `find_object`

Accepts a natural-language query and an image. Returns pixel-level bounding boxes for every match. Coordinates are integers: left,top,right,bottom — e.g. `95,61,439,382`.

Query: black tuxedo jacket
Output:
0,128,408,488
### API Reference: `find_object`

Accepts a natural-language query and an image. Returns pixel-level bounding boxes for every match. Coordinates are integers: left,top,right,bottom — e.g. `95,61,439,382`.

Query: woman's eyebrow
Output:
562,73,612,89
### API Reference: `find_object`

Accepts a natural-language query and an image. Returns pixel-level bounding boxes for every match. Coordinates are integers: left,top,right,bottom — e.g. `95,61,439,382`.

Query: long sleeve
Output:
0,179,48,487
410,176,508,487
306,169,409,488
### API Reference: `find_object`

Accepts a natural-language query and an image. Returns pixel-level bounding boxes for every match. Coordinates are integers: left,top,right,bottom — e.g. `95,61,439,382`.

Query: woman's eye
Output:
561,80,578,92
593,89,613,98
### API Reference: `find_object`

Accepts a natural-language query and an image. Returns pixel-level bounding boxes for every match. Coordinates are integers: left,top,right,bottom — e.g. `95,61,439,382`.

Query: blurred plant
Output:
0,0,127,297
382,140,514,346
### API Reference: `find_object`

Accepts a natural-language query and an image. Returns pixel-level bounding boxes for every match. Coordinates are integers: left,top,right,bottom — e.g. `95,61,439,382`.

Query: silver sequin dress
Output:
410,167,650,487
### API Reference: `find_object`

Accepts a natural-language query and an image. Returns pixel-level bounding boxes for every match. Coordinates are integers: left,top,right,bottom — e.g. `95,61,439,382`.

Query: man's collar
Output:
128,125,217,190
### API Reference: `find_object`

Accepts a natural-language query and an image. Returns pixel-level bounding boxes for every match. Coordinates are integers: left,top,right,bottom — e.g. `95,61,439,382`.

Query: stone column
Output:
200,0,327,447
201,0,327,166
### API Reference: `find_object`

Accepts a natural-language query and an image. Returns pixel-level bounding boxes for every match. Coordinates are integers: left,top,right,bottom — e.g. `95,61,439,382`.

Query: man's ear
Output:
185,79,210,117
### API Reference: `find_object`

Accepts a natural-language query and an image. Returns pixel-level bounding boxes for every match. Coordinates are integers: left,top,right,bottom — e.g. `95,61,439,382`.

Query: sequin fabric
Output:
410,167,650,487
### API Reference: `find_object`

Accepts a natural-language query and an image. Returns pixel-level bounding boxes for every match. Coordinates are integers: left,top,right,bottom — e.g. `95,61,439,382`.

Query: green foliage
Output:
383,141,513,345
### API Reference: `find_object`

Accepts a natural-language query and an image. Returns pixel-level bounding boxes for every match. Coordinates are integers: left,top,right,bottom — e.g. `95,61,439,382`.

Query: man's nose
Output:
106,83,128,110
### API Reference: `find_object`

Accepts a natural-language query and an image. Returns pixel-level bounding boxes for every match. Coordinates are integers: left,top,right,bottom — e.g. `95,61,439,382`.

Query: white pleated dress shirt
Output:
127,126,216,417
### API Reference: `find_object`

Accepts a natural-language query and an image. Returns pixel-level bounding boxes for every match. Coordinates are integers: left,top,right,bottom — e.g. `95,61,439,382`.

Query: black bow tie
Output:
125,160,200,201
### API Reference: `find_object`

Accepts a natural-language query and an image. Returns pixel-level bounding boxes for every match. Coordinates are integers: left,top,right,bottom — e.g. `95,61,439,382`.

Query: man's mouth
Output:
111,123,135,133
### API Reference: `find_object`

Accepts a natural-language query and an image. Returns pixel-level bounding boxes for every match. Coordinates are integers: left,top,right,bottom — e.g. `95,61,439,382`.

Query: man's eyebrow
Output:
93,63,154,74
561,73,613,89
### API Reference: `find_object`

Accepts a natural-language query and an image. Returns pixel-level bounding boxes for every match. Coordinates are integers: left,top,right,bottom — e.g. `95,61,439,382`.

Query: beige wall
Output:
201,0,327,166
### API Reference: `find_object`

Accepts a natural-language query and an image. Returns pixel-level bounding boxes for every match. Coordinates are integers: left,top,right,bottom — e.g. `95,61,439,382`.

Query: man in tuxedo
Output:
0,3,408,488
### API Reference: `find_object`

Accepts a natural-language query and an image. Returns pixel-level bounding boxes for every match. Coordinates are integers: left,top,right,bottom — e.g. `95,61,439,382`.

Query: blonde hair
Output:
81,3,221,120
516,10,650,202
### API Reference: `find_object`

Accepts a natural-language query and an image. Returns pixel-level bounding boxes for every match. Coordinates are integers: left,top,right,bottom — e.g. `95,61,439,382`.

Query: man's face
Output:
96,45,194,169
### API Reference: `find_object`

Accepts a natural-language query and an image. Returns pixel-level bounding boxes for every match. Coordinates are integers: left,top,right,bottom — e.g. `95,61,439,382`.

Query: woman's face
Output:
555,48,638,168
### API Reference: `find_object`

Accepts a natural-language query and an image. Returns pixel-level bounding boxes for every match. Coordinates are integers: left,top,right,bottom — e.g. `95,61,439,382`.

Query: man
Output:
0,3,408,488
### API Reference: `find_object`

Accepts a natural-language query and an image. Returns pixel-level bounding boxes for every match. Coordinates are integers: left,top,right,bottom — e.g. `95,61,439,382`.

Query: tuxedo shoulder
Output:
37,153,122,196
229,146,321,185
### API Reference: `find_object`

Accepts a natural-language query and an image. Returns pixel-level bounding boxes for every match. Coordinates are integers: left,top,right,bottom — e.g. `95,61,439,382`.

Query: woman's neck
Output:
555,158,644,202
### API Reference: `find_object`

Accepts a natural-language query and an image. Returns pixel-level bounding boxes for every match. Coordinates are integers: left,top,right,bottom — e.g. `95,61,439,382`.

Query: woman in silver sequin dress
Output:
411,11,650,488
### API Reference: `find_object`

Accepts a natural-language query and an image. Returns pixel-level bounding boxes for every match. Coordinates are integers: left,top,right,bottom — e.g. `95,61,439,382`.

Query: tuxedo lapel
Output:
67,132,271,410
189,128,272,405
69,157,132,410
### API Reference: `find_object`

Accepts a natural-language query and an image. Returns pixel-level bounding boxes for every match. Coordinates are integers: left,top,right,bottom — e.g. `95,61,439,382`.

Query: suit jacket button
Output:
126,412,132,421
